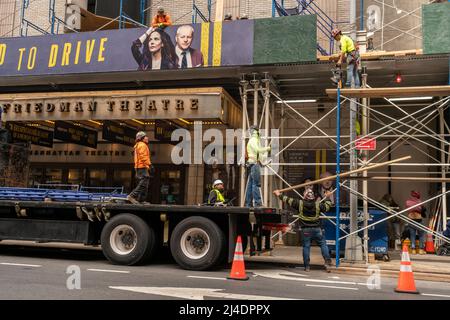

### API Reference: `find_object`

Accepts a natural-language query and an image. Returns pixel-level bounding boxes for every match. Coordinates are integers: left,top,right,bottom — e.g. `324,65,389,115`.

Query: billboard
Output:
0,16,316,77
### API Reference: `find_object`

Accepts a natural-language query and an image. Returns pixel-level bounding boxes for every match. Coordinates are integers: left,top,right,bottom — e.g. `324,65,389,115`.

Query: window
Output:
87,0,96,14
89,169,107,187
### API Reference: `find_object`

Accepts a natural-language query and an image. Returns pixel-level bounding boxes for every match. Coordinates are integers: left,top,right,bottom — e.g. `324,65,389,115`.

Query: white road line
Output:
0,262,42,268
305,284,359,291
187,275,227,281
87,268,130,274
421,293,450,298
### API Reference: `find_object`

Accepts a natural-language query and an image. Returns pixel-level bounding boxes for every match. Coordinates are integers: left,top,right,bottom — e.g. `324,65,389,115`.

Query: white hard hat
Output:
136,131,147,140
213,179,224,187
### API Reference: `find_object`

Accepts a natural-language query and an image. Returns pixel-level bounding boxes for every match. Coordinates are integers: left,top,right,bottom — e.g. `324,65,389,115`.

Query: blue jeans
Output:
345,54,360,88
409,224,425,249
245,164,262,207
301,227,331,268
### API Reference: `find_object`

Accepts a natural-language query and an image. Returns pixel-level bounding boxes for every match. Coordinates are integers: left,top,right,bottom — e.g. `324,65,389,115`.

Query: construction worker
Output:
208,179,226,205
273,188,333,272
245,125,271,207
224,13,233,21
331,28,360,88
151,7,172,29
127,131,151,204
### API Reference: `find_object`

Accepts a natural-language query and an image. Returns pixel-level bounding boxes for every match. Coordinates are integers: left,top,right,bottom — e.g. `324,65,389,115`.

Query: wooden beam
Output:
346,176,450,182
326,85,450,99
276,155,411,193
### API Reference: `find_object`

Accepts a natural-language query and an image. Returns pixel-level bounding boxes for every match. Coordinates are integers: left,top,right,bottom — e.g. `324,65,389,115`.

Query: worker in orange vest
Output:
151,7,172,29
128,131,152,204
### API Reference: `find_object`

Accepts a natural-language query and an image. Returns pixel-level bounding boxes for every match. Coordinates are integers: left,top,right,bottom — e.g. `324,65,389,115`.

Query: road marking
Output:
421,293,450,298
329,276,340,279
0,262,41,268
250,270,361,285
109,286,300,300
88,268,130,274
306,284,359,291
187,275,227,281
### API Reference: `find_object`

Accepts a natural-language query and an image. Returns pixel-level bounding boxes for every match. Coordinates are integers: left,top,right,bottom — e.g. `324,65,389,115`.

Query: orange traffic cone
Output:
227,235,249,281
395,244,419,294
425,233,435,254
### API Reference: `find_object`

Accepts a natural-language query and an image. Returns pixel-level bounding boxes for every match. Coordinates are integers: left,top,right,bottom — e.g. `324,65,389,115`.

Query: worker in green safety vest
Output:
208,179,226,205
273,188,333,272
245,125,271,207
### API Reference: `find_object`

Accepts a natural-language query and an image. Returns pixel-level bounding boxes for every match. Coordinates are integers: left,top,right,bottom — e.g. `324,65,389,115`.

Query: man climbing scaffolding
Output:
332,28,360,88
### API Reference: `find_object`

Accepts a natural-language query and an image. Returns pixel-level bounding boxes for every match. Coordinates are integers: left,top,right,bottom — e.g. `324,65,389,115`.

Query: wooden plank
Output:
0,87,225,100
346,176,450,182
79,8,135,32
318,49,423,61
276,155,411,193
326,85,450,99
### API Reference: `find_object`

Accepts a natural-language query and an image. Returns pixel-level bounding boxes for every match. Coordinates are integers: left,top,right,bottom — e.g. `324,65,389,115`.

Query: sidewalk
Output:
246,245,450,282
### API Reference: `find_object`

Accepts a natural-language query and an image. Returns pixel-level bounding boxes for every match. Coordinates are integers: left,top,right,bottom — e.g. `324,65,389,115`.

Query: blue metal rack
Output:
0,187,126,202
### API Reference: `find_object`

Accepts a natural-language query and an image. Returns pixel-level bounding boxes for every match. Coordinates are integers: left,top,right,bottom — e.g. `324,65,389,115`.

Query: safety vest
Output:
209,188,225,204
298,201,321,222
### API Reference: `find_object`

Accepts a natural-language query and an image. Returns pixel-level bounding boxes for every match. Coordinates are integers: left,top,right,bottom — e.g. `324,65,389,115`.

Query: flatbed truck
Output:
0,198,282,270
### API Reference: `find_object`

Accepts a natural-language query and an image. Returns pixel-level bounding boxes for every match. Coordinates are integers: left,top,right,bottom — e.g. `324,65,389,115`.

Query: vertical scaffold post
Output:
119,0,124,29
336,85,341,268
239,76,249,207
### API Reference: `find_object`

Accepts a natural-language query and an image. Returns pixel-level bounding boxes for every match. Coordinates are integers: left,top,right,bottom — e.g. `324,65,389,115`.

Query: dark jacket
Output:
131,39,178,70
279,194,332,228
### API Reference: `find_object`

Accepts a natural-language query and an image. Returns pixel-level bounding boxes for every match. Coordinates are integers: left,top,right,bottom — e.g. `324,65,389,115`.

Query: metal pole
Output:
239,77,248,207
119,0,123,29
360,0,364,30
140,0,145,24
263,77,270,206
361,66,369,264
336,85,341,268
350,0,357,40
251,74,259,127
440,108,448,232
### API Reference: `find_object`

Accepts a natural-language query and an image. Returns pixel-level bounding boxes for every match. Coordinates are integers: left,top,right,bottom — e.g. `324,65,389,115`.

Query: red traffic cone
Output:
425,233,435,254
395,244,419,294
227,236,249,281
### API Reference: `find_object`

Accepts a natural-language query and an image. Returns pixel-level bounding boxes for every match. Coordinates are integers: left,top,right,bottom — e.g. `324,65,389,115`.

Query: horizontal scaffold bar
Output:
326,85,450,99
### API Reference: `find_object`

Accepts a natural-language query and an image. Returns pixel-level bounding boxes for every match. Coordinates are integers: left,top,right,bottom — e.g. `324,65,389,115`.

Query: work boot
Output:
418,249,426,255
304,266,310,272
127,195,139,204
325,259,333,273
410,248,417,255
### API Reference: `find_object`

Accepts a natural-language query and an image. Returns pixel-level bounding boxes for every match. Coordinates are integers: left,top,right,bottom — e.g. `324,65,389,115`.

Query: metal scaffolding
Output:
239,71,450,265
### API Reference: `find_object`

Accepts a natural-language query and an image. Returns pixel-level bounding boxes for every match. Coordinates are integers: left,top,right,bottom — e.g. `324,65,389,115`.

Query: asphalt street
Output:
0,243,449,300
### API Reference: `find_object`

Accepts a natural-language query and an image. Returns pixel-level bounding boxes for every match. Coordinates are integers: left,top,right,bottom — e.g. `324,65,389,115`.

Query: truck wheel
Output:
170,216,225,271
101,213,156,266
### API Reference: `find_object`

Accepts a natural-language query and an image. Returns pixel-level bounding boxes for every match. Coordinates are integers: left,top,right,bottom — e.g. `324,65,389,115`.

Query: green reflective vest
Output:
208,188,225,204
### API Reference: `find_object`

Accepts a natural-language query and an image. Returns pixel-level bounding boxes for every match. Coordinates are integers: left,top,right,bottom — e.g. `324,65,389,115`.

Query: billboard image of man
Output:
175,25,204,68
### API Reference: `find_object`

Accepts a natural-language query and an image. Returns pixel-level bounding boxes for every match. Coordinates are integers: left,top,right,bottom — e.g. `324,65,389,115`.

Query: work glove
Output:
158,23,164,28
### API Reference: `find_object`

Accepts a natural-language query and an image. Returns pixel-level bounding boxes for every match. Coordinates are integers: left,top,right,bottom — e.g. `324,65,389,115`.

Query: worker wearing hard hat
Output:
128,131,152,204
274,188,333,272
245,125,271,207
208,179,226,205
331,28,360,88
151,7,172,29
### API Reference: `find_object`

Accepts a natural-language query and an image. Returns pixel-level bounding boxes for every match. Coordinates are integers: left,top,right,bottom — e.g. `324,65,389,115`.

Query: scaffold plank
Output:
326,86,450,99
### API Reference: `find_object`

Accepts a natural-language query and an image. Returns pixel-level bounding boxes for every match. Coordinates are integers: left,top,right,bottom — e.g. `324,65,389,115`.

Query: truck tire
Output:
101,213,156,266
170,216,226,271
